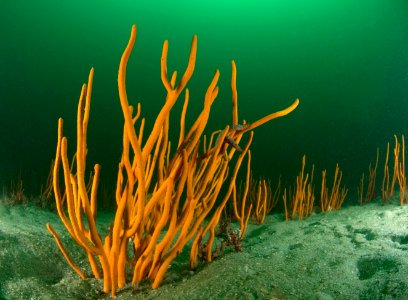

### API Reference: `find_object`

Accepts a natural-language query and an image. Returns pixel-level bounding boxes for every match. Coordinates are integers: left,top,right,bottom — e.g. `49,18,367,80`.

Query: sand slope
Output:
1,200,408,299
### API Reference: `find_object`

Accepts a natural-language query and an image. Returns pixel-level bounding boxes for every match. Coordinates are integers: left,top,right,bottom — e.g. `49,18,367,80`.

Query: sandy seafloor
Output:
1,198,408,300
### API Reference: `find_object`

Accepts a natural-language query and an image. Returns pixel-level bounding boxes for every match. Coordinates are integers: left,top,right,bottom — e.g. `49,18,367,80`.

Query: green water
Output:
1,0,408,201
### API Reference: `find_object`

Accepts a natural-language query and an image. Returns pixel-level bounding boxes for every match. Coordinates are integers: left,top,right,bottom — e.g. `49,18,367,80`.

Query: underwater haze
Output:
1,0,408,199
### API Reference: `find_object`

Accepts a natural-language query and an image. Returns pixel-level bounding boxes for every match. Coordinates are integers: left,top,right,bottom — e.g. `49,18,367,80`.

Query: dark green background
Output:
1,0,408,202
